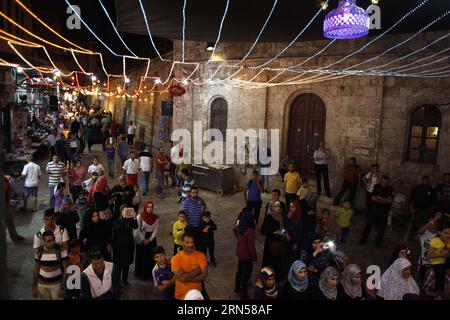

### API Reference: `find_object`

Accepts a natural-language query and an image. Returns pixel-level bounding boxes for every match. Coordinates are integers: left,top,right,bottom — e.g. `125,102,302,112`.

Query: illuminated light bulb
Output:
16,66,24,73
91,75,97,81
206,42,214,51
125,77,130,83
182,80,188,85
320,1,328,10
144,86,147,89
154,78,161,84
71,82,74,85
54,71,61,77
140,90,143,93
150,93,154,96
103,83,106,86
139,98,142,102
71,76,75,80
97,80,100,83
144,98,148,102
371,0,379,4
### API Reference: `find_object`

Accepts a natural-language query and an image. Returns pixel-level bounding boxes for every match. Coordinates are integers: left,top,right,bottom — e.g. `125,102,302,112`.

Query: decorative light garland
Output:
206,0,230,64
98,0,138,57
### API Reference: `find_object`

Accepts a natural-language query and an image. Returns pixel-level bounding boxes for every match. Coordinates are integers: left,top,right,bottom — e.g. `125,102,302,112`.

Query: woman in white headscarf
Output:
338,264,365,300
184,289,204,300
377,258,420,300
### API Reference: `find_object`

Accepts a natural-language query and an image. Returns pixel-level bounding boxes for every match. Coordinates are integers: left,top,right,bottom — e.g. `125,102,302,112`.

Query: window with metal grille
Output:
210,98,228,141
406,105,441,164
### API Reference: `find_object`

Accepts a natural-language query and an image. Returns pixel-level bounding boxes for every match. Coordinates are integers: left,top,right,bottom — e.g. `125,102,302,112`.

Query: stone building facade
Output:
104,59,175,153
106,31,450,200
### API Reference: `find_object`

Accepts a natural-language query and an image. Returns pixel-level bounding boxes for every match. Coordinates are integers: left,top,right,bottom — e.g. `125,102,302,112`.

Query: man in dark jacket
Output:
410,176,436,228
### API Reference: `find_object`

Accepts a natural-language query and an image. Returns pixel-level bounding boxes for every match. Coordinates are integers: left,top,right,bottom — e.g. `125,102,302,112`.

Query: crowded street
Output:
1,0,449,303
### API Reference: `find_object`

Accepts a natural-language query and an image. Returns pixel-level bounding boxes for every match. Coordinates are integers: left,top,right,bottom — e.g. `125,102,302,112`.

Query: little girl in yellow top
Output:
427,222,450,294
172,210,187,256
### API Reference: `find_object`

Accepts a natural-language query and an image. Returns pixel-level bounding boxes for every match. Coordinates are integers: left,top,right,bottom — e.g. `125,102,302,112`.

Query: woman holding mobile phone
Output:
300,232,336,287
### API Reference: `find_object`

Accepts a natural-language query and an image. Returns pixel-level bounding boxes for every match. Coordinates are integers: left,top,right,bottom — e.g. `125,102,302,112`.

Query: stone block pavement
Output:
5,144,420,300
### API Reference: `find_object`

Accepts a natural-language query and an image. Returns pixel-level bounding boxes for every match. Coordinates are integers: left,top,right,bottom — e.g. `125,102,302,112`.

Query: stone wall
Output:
104,60,175,154
102,30,450,192
171,31,450,190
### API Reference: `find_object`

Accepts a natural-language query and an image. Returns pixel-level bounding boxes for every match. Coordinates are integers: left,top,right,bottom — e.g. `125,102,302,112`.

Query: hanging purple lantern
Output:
323,0,370,39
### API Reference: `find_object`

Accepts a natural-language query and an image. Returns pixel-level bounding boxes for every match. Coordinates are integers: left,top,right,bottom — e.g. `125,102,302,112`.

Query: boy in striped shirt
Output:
180,168,195,205
32,231,69,300
46,155,66,209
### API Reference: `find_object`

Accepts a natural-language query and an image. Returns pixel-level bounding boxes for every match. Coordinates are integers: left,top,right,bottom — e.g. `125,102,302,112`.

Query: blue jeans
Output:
49,186,56,208
107,158,115,178
337,227,351,244
141,171,151,194
156,171,164,195
119,154,127,166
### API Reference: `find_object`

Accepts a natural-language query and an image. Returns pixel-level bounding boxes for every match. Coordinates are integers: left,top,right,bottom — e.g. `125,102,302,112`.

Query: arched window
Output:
406,105,441,164
210,98,228,141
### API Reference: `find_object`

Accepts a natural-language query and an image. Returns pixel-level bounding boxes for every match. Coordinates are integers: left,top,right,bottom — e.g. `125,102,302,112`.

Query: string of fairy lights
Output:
0,0,448,99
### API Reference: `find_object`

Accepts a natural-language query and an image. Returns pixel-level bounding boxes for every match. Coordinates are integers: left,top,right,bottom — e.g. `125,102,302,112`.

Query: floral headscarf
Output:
319,267,339,300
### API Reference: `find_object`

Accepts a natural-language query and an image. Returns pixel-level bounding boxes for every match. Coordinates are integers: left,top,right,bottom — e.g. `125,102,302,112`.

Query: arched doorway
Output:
210,97,228,140
288,93,326,176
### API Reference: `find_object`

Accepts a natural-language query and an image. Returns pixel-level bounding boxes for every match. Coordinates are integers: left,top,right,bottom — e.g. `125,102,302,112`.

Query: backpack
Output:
36,227,65,247
36,243,63,263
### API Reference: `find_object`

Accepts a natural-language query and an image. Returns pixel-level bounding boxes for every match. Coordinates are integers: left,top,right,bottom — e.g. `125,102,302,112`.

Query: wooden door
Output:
288,93,326,176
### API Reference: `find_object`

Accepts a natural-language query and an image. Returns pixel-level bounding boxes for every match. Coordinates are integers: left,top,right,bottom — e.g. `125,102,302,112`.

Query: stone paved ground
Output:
5,144,420,300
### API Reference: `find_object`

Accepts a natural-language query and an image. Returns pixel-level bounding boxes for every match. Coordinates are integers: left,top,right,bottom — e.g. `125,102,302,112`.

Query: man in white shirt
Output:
139,146,153,195
313,140,332,197
363,163,380,214
47,130,60,160
123,151,140,185
33,209,69,254
18,155,42,212
88,157,105,176
127,121,137,146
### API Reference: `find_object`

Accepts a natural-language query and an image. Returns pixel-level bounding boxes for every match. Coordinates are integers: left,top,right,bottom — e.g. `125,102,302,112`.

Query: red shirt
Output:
111,122,117,135
154,154,167,172
235,228,257,262
343,164,361,184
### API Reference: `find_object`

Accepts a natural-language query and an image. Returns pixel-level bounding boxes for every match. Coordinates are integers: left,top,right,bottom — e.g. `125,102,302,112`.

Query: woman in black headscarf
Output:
387,243,412,268
261,201,285,280
301,192,319,234
282,200,302,278
110,175,135,220
233,208,257,299
79,209,113,262
112,205,138,287
300,232,336,287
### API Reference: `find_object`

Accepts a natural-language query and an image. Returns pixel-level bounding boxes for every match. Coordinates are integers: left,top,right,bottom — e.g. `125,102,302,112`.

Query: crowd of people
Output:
3,110,450,301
